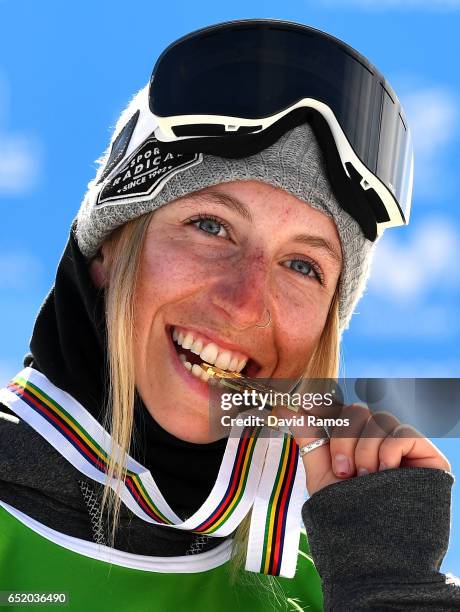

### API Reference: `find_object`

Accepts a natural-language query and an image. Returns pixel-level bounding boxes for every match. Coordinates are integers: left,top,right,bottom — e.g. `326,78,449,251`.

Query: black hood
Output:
26,222,108,421
25,221,226,519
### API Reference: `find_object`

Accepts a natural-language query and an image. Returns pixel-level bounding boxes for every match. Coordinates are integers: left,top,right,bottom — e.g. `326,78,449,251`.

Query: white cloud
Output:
0,134,42,195
0,70,42,196
0,253,44,290
320,0,460,9
402,88,458,199
349,217,460,339
368,217,460,301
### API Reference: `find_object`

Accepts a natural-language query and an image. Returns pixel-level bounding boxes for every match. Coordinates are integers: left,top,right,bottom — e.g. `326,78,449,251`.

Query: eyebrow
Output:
192,190,342,264
292,234,342,265
194,190,253,222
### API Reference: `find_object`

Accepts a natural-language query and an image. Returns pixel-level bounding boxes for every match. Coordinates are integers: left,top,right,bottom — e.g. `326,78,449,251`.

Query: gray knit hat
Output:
76,85,379,334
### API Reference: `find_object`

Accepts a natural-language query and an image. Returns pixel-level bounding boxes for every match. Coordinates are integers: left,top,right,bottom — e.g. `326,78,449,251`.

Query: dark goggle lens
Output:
150,21,412,225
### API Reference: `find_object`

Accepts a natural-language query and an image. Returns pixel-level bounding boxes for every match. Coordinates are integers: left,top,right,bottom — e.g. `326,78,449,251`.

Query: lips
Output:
166,324,261,378
166,325,212,398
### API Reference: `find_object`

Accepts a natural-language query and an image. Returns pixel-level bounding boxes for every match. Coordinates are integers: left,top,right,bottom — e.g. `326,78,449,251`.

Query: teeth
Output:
172,326,252,375
190,339,204,355
182,332,194,350
229,357,239,372
191,364,203,377
184,361,192,371
191,363,212,383
215,350,232,370
179,353,187,362
200,369,211,382
236,358,247,373
200,342,219,365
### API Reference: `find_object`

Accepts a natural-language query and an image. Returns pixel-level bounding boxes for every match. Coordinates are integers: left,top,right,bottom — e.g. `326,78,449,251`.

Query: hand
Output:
288,403,452,497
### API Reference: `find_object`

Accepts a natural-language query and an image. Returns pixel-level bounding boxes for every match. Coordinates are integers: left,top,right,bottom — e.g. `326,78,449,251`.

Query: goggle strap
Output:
307,112,381,242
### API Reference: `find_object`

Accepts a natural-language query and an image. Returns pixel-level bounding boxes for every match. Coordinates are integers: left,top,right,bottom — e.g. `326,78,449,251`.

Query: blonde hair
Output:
100,212,153,544
99,211,341,601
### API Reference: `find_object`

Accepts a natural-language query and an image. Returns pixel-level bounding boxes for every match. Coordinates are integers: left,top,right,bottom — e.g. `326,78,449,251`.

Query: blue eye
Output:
188,214,231,238
282,259,323,283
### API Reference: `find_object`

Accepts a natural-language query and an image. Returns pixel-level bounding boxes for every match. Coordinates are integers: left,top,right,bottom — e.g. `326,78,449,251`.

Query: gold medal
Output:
199,363,299,413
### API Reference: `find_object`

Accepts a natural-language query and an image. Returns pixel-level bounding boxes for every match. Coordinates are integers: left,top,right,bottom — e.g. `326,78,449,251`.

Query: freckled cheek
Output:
275,301,330,375
281,323,323,363
136,244,208,305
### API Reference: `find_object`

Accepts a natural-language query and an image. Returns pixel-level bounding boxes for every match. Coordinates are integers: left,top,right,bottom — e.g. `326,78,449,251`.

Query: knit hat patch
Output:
97,135,203,207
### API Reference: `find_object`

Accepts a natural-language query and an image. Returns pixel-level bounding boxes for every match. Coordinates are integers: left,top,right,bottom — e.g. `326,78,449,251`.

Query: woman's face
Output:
104,180,342,443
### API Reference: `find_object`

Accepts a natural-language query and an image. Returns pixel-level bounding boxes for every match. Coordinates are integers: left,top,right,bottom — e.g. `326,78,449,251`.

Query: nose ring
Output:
255,309,271,328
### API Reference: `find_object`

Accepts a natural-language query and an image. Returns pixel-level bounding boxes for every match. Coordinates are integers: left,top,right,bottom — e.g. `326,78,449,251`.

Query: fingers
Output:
281,410,337,497
354,411,401,475
300,432,338,497
330,406,452,478
379,424,452,472
282,399,452,497
328,403,370,477
329,404,401,478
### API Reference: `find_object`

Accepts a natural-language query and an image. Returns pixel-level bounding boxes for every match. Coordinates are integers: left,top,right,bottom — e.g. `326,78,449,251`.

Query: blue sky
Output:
0,0,459,573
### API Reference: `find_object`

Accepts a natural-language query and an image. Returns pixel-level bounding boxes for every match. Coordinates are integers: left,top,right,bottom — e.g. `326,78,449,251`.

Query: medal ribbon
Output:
0,367,305,577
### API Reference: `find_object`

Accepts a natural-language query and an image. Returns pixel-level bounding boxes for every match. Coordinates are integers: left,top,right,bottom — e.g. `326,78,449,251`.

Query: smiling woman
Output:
93,181,342,444
1,18,459,612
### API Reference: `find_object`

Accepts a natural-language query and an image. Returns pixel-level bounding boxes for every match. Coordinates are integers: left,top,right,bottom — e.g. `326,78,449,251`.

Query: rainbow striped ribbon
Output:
0,367,306,577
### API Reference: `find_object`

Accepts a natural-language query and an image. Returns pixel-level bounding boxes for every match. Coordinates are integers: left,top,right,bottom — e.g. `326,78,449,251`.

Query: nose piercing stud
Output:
255,309,271,328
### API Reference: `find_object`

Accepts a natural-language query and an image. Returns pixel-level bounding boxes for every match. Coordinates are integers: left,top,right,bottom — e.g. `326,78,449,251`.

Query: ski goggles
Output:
98,20,414,242
147,20,414,242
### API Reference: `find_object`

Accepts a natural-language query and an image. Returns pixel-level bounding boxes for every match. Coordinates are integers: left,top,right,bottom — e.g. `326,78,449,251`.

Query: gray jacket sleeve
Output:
301,467,460,611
